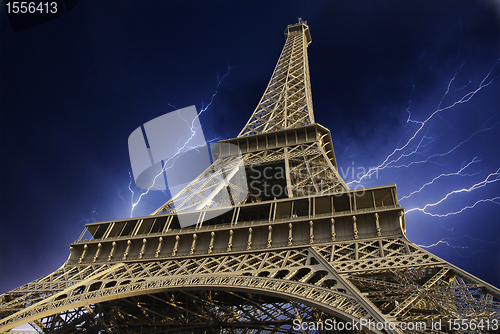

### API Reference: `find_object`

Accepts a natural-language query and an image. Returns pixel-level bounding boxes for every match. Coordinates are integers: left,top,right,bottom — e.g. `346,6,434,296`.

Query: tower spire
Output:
239,22,315,137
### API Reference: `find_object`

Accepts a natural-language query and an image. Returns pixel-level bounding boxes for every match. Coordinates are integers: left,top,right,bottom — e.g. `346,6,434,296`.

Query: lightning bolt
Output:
348,58,500,187
418,240,473,257
407,195,500,217
417,235,500,258
375,121,499,171
127,65,231,217
399,157,481,201
344,58,500,259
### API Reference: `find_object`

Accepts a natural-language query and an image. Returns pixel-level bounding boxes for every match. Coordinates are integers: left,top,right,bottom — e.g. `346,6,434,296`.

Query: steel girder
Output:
2,237,499,333
239,22,314,137
154,138,348,216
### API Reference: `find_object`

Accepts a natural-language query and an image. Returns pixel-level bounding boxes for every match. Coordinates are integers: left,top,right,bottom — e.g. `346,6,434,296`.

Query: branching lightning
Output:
399,157,481,201
417,235,500,258
348,59,500,187
127,66,232,217
407,195,500,217
419,240,471,255
375,121,499,171
345,58,500,259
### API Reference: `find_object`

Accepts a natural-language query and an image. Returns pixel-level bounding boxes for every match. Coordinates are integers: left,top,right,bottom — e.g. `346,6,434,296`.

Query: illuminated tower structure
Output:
1,22,499,334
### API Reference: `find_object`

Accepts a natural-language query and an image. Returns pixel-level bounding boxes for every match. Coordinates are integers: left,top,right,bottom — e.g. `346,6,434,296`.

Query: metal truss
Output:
154,135,348,215
26,291,335,334
239,22,314,137
2,21,500,334
313,238,500,330
0,248,371,328
286,141,348,196
2,237,499,332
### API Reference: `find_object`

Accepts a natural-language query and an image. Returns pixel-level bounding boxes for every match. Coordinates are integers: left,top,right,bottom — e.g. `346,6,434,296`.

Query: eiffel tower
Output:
1,22,499,334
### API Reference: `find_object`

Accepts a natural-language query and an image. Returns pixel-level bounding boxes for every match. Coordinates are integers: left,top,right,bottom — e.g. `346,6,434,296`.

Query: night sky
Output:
1,0,500,296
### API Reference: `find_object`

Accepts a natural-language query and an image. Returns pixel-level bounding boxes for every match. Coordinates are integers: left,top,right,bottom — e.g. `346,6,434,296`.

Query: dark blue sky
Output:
1,0,499,294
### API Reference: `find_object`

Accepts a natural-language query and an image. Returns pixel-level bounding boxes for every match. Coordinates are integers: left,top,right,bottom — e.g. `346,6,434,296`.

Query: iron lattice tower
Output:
1,22,499,334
